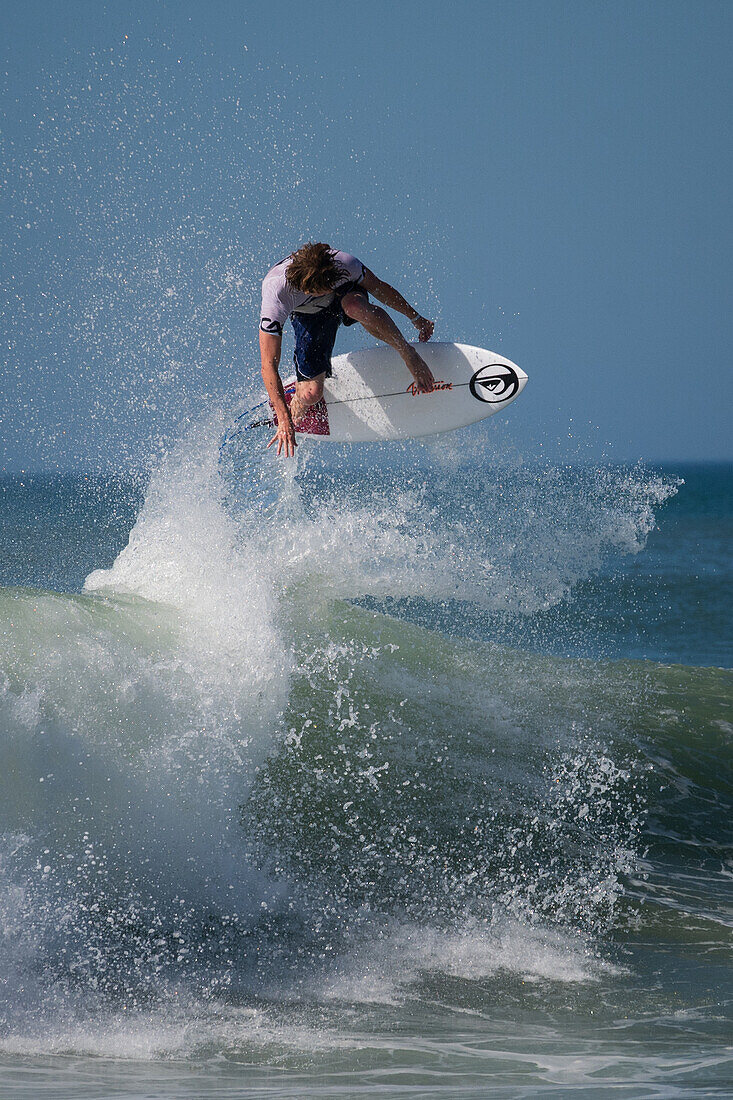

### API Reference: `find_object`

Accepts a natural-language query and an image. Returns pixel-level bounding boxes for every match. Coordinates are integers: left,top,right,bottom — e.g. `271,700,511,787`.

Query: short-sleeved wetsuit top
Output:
260,250,366,335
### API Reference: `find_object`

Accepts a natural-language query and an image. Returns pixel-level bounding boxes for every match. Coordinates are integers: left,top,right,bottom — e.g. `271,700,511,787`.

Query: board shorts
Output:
292,282,368,382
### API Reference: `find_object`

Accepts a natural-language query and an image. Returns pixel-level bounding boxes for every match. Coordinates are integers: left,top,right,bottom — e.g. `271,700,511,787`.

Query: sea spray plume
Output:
85,415,291,726
79,419,291,906
251,448,679,616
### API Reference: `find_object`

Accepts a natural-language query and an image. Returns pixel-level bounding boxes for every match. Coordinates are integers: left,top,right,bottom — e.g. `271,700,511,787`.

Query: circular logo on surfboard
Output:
469,363,520,403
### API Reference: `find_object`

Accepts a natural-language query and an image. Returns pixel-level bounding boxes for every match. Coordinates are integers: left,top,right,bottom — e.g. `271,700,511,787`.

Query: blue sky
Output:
1,0,731,470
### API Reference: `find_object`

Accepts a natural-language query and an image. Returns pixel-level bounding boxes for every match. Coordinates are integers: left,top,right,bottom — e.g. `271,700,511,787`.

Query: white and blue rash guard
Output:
259,250,366,336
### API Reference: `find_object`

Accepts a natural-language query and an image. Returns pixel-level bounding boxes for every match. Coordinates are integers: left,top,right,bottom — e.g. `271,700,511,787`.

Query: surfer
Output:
259,242,435,456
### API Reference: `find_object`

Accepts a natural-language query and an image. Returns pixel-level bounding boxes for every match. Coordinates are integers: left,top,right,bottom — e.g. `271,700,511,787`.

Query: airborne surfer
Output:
259,242,436,457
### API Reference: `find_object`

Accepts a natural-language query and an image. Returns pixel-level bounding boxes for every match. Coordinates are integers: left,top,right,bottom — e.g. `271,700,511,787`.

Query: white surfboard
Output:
223,342,527,447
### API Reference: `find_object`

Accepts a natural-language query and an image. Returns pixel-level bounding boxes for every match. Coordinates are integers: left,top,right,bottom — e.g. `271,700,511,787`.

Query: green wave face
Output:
1,586,729,953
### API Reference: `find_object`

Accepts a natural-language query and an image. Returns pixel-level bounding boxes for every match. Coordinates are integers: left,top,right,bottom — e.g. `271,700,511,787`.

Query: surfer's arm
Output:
259,330,297,458
359,269,434,342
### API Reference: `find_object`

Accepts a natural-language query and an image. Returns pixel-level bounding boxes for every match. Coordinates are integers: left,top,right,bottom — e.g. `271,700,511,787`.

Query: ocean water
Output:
0,436,731,1099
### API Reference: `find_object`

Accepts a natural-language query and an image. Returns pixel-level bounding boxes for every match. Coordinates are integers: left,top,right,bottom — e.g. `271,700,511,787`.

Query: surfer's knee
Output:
296,378,324,406
341,291,371,322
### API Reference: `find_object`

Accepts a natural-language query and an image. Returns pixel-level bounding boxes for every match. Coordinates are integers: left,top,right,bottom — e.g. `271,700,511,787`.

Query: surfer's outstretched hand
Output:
413,316,434,342
267,419,297,458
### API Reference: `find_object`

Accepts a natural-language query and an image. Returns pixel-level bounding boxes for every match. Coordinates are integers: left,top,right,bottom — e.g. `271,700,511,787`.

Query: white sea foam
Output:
310,918,624,1006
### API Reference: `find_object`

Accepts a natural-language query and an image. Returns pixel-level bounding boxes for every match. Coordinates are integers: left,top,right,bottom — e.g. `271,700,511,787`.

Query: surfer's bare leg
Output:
290,373,326,425
341,292,435,393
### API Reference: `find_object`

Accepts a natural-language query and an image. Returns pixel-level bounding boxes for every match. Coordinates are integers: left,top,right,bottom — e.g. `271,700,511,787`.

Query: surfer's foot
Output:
291,377,325,426
289,395,306,426
404,348,435,393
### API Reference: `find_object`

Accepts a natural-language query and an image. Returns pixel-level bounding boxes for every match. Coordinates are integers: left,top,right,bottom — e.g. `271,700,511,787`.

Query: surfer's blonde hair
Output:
286,242,348,294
